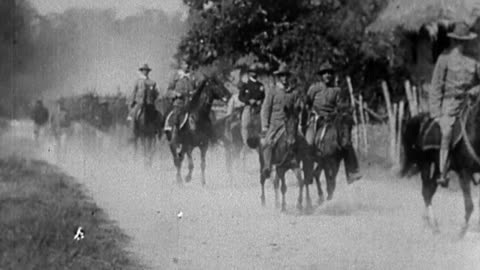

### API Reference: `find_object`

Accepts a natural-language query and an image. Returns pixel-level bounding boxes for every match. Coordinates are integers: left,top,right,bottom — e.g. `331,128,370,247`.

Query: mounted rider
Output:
305,61,362,184
239,64,266,146
128,63,160,137
431,21,480,187
50,99,71,139
261,64,300,178
165,59,205,142
31,99,49,140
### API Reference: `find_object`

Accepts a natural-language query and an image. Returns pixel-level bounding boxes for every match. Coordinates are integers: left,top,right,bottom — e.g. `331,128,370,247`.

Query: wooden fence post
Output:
396,100,405,166
347,77,359,150
404,80,416,116
381,81,396,164
359,94,368,154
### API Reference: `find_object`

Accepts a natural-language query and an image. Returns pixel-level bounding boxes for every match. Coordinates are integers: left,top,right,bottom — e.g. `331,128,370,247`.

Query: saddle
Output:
164,110,189,131
417,116,463,151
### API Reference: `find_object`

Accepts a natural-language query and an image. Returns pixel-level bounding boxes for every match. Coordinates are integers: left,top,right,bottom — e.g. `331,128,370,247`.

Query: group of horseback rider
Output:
128,56,363,183
125,20,479,188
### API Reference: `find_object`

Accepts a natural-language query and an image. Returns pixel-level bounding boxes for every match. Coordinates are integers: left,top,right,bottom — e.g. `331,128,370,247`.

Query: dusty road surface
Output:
2,120,480,270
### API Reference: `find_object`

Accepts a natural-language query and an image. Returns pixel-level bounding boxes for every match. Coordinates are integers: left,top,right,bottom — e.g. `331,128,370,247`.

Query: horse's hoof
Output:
281,206,287,213
326,194,333,201
185,175,192,183
275,201,281,209
305,205,314,215
261,196,266,207
458,225,469,240
318,196,325,206
296,203,303,211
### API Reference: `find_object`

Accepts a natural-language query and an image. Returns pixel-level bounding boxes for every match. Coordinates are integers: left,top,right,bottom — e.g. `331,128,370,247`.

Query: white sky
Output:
30,0,187,18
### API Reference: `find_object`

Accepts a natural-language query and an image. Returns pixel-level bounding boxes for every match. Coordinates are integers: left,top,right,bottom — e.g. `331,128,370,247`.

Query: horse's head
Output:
284,104,301,146
203,77,232,103
333,105,354,148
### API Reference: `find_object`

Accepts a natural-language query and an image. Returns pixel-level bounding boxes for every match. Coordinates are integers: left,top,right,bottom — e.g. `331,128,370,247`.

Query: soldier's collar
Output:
249,76,257,82
139,74,149,80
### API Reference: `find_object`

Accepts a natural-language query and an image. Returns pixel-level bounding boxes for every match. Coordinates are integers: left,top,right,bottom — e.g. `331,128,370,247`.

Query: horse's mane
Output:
187,77,210,113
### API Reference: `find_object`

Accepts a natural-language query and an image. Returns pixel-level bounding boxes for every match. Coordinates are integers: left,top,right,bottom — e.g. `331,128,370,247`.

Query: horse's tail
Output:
399,114,425,178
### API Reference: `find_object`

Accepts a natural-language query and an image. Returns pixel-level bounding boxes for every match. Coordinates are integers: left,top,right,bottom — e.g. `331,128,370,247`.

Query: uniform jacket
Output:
430,48,480,118
261,82,299,132
307,81,343,117
130,76,159,107
167,70,205,106
238,78,265,105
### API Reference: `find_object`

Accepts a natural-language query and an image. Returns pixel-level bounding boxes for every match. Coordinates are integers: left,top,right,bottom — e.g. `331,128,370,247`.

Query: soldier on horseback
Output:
128,63,160,139
165,59,205,143
431,22,480,187
261,64,300,178
305,61,362,183
239,64,266,145
31,99,49,141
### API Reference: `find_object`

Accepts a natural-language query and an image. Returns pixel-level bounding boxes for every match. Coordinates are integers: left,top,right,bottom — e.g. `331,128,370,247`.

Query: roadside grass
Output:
0,157,144,270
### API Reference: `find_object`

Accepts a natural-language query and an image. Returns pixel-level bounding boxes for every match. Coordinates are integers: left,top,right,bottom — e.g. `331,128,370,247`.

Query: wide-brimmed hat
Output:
447,22,478,40
247,64,259,73
273,63,291,76
139,64,152,72
317,61,334,74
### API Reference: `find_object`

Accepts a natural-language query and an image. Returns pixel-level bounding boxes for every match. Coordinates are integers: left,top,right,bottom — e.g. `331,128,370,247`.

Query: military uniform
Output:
165,69,203,134
431,22,480,186
261,66,300,177
305,61,361,183
129,64,160,120
239,74,265,145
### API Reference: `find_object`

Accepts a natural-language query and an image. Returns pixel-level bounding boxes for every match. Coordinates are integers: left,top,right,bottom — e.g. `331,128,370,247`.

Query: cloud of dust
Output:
0,0,186,115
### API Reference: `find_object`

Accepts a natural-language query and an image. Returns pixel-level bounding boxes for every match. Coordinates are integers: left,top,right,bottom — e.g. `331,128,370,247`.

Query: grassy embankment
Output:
0,157,143,270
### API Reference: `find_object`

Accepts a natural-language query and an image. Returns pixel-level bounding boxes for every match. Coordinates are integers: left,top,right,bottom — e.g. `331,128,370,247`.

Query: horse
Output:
302,106,356,207
259,105,311,212
212,107,243,174
48,106,74,163
132,100,163,166
400,95,480,237
166,76,231,185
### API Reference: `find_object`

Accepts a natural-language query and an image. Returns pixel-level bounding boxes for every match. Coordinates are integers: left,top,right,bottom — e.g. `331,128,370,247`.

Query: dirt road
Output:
2,121,480,269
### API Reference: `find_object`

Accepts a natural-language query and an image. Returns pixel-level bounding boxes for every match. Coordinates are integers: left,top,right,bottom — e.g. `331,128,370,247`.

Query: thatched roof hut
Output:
367,0,480,94
368,0,480,33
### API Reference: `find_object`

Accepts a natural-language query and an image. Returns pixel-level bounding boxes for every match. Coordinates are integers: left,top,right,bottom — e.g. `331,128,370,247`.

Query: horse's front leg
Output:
314,165,325,205
421,161,439,234
294,167,305,212
200,144,208,186
185,147,194,183
273,171,280,209
459,170,474,239
278,169,287,212
258,147,266,206
325,157,341,201
170,144,183,184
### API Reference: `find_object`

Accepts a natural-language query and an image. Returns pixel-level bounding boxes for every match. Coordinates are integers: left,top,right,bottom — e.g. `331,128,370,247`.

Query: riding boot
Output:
437,123,453,188
262,145,272,179
344,144,362,184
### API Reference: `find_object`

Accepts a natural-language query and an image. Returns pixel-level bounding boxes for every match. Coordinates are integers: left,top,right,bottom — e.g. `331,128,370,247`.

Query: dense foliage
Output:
176,0,412,109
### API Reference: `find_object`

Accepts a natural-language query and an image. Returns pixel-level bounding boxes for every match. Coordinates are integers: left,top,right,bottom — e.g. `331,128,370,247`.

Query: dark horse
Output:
401,95,480,237
302,107,355,208
167,77,231,185
216,105,262,174
133,101,164,166
259,105,312,212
